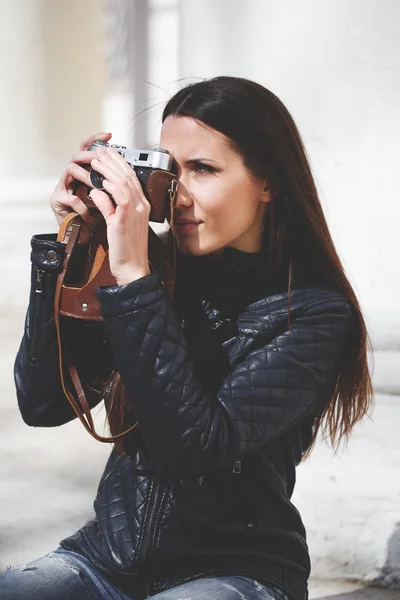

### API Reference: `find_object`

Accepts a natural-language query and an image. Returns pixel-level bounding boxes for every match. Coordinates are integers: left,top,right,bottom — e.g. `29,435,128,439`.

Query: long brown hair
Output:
102,76,374,457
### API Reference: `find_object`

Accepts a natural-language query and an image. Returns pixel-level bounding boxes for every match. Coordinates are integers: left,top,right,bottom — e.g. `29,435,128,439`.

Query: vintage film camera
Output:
59,140,178,320
88,140,178,222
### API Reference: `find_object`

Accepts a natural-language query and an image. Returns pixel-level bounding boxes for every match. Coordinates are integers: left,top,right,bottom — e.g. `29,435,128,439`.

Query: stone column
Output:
0,0,107,310
103,0,149,148
0,1,46,179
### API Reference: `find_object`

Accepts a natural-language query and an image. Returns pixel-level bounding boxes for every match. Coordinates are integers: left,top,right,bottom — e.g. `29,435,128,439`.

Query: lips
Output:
173,218,202,235
174,218,202,225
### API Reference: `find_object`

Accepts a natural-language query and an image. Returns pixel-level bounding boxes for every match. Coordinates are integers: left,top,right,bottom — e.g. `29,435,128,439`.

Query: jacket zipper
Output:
139,477,169,597
211,318,232,330
29,269,45,362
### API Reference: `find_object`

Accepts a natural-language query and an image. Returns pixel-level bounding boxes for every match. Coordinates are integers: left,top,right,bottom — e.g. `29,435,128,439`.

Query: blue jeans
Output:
0,548,289,600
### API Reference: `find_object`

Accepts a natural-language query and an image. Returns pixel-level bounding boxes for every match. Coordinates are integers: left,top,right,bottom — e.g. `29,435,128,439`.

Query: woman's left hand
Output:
89,146,151,286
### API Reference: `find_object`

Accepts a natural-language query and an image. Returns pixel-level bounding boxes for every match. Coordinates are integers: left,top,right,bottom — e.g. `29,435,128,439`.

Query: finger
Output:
105,148,145,196
105,147,138,178
70,150,97,165
54,163,89,194
94,146,133,179
64,162,93,188
79,131,112,152
89,189,116,225
103,180,151,219
91,158,129,187
53,152,98,195
50,191,92,222
94,149,150,211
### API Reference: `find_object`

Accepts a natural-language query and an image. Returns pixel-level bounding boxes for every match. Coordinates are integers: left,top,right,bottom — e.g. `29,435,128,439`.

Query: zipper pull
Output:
233,460,242,474
35,269,45,294
211,318,232,331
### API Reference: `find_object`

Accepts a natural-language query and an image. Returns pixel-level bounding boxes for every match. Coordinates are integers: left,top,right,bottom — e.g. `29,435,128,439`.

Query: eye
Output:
193,162,217,174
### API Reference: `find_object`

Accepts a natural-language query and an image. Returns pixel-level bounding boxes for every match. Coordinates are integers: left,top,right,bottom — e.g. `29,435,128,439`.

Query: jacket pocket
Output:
29,268,45,363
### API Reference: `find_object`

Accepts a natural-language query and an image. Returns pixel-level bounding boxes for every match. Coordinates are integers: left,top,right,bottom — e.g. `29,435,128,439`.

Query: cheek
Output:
190,177,226,212
202,190,234,225
191,174,259,226
194,173,240,206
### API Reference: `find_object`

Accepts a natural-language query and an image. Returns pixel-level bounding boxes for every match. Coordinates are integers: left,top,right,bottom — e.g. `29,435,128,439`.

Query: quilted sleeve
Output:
14,234,108,427
96,274,354,476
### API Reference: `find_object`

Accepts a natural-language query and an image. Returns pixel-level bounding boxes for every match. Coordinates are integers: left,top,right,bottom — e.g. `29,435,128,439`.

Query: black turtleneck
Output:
174,243,289,315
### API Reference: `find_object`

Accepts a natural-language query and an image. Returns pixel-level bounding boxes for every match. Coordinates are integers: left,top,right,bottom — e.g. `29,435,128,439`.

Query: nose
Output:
173,180,194,209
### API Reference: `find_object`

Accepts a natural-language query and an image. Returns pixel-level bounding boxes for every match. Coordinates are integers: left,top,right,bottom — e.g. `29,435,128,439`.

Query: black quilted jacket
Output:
14,233,354,600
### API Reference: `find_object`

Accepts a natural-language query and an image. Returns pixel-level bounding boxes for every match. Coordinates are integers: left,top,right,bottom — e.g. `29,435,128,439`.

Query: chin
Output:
175,237,220,257
176,244,204,257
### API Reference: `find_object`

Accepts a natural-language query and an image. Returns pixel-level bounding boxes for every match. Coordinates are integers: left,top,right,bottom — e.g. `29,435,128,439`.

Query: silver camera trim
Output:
89,141,174,172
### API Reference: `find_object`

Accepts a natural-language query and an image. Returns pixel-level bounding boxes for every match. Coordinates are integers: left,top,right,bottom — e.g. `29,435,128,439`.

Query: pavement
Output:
0,309,399,600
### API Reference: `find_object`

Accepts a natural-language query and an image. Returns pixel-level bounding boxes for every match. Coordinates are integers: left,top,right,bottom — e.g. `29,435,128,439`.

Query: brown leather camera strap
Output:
54,174,178,444
54,213,138,442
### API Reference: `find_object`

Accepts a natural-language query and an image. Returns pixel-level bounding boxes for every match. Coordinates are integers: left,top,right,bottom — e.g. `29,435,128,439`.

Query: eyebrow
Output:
183,157,219,165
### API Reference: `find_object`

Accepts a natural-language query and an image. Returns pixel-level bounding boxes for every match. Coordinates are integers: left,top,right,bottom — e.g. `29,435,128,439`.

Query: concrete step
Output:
309,579,400,600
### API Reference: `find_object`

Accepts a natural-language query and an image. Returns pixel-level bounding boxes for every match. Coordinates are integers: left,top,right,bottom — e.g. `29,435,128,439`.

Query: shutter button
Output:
47,250,58,262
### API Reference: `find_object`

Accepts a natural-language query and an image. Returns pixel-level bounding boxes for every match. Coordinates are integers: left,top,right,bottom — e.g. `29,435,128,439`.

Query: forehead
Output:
160,116,233,160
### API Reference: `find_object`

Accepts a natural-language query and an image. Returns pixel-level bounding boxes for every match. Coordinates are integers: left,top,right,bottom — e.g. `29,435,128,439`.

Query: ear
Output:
260,180,271,204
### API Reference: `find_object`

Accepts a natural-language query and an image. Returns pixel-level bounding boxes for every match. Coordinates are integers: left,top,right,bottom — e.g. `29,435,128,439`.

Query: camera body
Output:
88,140,177,223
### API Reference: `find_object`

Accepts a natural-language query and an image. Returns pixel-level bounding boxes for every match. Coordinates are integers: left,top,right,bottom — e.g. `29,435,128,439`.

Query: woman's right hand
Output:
50,131,112,226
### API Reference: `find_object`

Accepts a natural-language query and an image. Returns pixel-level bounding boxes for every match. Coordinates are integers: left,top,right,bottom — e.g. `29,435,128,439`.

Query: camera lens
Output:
90,168,105,189
89,140,109,152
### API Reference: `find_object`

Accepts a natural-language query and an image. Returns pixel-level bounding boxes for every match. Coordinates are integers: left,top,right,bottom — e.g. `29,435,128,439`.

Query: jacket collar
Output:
175,241,287,308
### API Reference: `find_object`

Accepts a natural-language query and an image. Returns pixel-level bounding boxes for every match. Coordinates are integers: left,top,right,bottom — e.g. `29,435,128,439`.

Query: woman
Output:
6,76,373,600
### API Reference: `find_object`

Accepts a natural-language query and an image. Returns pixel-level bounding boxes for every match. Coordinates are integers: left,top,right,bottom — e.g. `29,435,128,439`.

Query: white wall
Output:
179,0,400,326
176,0,400,585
